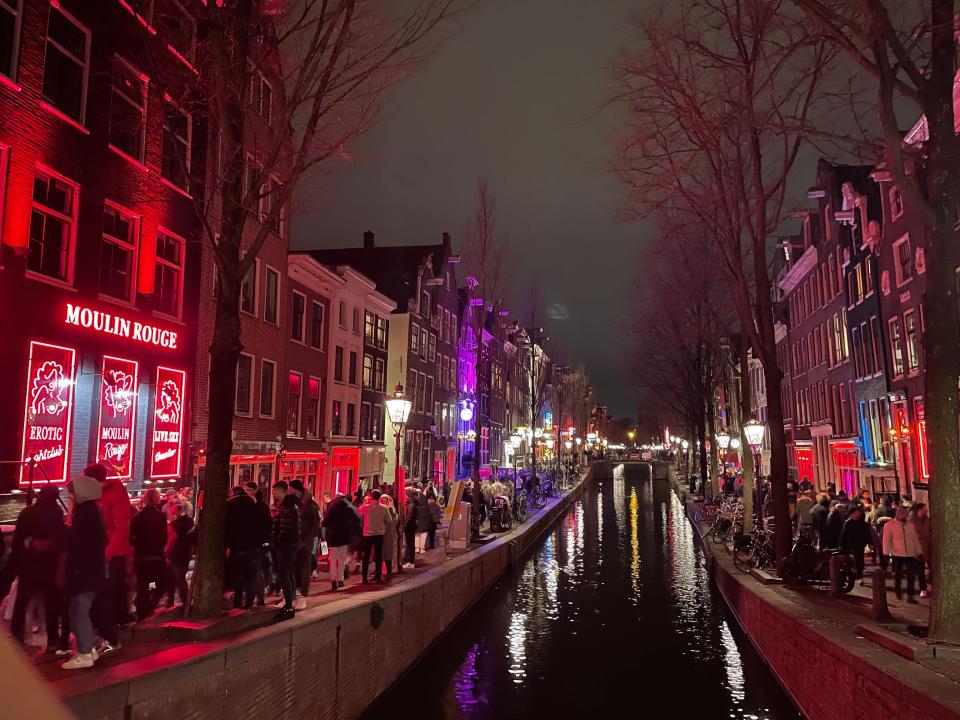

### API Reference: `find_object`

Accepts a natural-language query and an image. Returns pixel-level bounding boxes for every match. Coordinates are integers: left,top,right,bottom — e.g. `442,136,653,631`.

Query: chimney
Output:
363,230,375,249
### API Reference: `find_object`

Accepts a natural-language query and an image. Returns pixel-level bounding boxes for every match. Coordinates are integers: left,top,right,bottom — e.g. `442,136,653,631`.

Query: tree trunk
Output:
706,391,718,497
697,414,709,498
737,342,754,534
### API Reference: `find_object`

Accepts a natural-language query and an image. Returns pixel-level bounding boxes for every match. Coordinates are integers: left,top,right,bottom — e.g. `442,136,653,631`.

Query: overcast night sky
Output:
292,1,650,420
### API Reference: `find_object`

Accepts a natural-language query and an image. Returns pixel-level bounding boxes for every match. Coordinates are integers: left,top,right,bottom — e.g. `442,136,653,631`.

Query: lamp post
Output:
743,419,765,522
386,384,412,573
681,439,690,492
510,432,522,493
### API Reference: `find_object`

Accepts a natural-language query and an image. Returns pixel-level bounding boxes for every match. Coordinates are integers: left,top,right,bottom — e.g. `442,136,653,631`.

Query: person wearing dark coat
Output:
226,486,269,610
130,489,167,620
290,479,321,604
271,481,301,620
322,494,361,591
164,503,196,609
822,503,847,550
10,485,66,650
402,489,421,566
840,506,871,579
62,475,108,669
810,497,830,543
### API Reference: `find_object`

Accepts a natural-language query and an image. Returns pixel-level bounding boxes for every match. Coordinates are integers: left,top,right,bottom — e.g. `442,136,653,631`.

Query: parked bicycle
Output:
733,519,775,573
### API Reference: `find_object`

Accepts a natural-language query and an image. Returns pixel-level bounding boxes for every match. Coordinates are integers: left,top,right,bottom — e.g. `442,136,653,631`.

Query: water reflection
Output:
364,468,800,720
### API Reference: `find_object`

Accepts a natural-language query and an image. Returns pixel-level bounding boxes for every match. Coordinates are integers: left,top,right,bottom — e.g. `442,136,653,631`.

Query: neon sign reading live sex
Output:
65,303,179,349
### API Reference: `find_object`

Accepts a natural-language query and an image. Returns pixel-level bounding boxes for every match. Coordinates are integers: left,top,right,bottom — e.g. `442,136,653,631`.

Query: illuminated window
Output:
259,359,275,418
309,300,323,348
1,0,22,81
374,358,385,392
161,99,191,190
109,58,147,161
411,322,420,354
29,170,77,284
153,0,196,64
893,234,912,286
304,377,320,437
42,6,89,122
154,231,183,318
889,317,905,376
236,354,253,415
240,258,258,316
291,290,305,342
287,371,301,435
904,311,920,371
362,353,373,388
365,311,375,344
264,266,279,325
100,204,138,302
375,315,387,349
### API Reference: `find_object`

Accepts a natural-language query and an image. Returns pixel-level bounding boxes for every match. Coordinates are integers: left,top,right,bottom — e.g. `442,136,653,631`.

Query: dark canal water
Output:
363,465,801,720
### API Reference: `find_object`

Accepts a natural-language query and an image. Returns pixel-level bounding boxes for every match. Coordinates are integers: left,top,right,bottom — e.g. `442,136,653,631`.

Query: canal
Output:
363,465,800,720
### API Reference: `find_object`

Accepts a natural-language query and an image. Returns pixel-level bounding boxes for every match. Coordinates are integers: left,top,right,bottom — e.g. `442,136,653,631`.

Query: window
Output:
260,175,281,236
894,235,913,286
352,306,360,333
407,370,417,412
365,311,376,344
349,351,358,385
240,258,258,315
360,402,371,440
100,204,137,302
421,291,430,321
153,0,196,64
29,170,77,283
161,99,191,190
309,301,324,349
236,354,253,415
305,377,320,437
264,267,279,325
371,404,383,442
851,326,862,377
862,321,875,375
334,346,344,382
411,323,420,355
420,329,427,359
42,6,89,123
889,317,905,376
1,0,21,81
417,371,426,413
375,315,387,349
259,359,276,418
374,358,385,392
428,333,436,362
338,301,347,328
347,404,356,436
291,291,306,342
108,58,147,161
332,400,342,435
869,316,881,374
363,354,373,388
250,72,272,122
287,372,302,435
155,231,183,317
890,188,904,220
904,311,920,371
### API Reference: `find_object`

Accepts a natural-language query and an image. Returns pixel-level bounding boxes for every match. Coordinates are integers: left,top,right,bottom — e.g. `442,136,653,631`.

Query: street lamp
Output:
743,419,765,520
510,432,522,490
386,384,412,572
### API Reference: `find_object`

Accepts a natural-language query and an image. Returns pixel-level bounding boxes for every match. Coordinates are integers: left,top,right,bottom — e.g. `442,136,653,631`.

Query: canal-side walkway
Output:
30,467,598,720
677,483,960,720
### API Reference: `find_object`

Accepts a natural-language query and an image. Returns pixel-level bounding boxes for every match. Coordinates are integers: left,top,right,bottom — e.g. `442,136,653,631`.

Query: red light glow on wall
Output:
151,366,186,478
96,355,139,480
20,341,77,485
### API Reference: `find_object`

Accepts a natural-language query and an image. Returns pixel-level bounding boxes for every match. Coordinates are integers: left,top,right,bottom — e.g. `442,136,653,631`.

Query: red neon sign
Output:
20,342,76,485
151,366,186,478
96,356,139,480
65,302,179,349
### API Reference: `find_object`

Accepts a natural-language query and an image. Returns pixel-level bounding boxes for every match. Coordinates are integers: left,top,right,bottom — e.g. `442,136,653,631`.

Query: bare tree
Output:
616,0,830,560
790,0,960,645
179,1,463,617
461,178,513,308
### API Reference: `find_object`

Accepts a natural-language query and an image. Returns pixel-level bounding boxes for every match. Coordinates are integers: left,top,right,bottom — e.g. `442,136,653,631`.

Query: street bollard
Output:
829,554,845,598
871,567,893,622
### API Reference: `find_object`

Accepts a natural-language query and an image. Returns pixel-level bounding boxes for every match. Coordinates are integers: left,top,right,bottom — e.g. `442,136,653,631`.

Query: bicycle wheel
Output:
515,504,528,523
733,545,754,573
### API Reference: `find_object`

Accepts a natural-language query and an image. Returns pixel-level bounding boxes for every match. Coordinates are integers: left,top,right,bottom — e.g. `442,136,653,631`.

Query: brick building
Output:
0,0,202,509
360,287,395,489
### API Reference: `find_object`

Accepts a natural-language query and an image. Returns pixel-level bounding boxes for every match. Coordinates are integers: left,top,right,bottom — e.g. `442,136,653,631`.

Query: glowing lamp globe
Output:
459,405,474,422
716,433,730,451
510,433,522,449
681,440,689,450
743,420,765,452
729,437,742,450
546,438,555,450
385,384,412,429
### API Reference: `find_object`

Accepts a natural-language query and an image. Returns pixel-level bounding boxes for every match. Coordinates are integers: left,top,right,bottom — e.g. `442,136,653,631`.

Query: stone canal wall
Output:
66,468,600,720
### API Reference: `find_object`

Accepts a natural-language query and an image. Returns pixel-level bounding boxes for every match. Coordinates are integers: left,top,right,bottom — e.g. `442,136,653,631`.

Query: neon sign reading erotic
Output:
20,342,76,484
65,303,178,349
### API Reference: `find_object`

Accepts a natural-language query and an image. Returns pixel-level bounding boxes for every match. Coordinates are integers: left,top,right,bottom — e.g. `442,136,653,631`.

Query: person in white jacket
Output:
882,507,922,603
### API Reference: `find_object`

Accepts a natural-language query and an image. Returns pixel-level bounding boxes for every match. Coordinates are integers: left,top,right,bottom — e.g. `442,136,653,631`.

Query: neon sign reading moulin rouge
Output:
65,303,178,349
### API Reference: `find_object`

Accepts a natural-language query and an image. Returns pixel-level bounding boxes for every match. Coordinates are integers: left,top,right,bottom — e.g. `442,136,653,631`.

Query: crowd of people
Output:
0,466,455,670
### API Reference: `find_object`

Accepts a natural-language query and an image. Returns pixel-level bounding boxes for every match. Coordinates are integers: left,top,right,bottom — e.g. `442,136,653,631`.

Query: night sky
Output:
292,1,649,420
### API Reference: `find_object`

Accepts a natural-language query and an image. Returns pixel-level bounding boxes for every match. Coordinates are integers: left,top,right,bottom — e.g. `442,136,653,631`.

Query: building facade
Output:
360,288,395,489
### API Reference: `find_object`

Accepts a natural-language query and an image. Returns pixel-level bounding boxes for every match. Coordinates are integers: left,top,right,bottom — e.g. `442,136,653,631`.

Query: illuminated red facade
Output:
0,0,202,502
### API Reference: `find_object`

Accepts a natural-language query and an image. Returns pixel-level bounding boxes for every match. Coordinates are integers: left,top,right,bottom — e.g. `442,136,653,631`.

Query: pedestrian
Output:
270,481,300,620
9,485,66,652
380,494,398,578
402,487,419,568
161,490,179,523
226,485,268,611
178,487,195,518
358,490,387,584
795,490,815,531
822,501,846,550
427,495,442,549
810,496,830,542
130,488,167,620
90,462,132,631
245,481,271,605
839,506,870,580
322,493,360,591
722,468,735,497
872,494,897,570
61,475,107,670
909,502,932,598
883,506,922,603
415,490,434,554
164,502,195,611
289,480,320,609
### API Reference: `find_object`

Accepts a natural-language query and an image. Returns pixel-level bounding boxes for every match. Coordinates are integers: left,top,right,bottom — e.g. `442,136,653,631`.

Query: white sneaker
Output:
920,590,930,598
62,653,96,670
402,562,415,569
293,597,307,610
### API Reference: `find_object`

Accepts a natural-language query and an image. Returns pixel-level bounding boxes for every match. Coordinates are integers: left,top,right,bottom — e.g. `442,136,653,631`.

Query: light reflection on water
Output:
365,468,800,720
